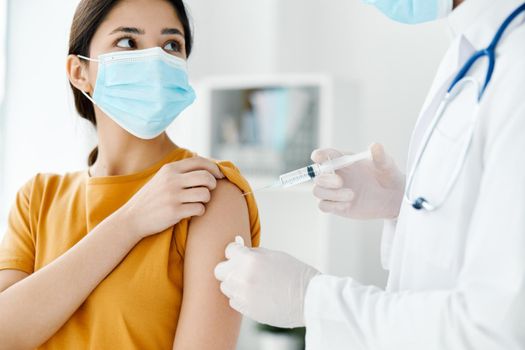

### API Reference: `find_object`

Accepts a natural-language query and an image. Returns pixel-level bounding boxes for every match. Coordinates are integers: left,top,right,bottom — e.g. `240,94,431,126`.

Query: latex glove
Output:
311,143,405,219
214,236,320,328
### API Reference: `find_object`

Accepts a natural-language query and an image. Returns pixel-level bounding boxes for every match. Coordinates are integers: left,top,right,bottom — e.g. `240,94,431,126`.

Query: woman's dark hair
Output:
68,0,193,166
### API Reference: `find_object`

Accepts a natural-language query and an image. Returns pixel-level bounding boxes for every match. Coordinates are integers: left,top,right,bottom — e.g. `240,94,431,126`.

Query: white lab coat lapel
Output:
380,36,475,275
406,35,476,172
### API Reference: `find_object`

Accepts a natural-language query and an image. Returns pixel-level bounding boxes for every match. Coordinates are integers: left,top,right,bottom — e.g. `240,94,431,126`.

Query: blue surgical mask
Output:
363,0,453,24
78,47,196,139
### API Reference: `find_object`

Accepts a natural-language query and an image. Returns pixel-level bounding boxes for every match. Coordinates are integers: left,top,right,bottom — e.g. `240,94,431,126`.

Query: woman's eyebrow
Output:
109,26,145,35
161,28,184,36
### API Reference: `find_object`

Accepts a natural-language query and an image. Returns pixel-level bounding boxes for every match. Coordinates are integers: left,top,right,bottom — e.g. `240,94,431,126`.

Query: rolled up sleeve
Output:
0,179,36,274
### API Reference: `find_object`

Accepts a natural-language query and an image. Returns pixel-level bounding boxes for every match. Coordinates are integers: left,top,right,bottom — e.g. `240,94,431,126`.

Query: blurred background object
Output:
0,0,451,348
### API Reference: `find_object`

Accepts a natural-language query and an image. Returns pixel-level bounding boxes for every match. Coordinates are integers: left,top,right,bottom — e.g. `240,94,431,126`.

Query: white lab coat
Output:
304,0,525,349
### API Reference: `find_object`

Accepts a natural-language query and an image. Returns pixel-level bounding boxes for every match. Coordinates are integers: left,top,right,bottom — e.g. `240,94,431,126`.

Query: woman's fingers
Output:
167,156,224,179
179,187,212,204
179,202,206,218
122,157,227,238
179,170,218,190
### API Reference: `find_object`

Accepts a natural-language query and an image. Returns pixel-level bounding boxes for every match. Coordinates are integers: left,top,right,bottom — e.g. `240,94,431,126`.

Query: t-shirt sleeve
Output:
0,178,36,274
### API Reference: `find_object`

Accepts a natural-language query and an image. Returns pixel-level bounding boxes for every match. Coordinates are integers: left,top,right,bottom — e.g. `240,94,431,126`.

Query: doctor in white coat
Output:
215,0,525,348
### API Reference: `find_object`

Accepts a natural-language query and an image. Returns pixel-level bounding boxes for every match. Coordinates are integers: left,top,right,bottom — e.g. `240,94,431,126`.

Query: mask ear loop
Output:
77,54,97,62
76,55,98,105
79,89,96,104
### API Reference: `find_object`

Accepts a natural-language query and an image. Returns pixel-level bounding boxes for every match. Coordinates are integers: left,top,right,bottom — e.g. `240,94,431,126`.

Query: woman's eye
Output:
164,40,181,53
116,38,136,49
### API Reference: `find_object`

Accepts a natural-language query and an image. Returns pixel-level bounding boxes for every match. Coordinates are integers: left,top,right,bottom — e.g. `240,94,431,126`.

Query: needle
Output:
242,181,280,197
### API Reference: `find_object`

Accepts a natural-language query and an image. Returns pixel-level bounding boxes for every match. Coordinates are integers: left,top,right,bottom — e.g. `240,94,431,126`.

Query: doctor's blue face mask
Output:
363,0,453,24
78,47,196,140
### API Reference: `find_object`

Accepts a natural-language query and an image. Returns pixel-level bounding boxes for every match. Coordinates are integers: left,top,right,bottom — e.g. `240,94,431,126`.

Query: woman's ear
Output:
66,54,92,94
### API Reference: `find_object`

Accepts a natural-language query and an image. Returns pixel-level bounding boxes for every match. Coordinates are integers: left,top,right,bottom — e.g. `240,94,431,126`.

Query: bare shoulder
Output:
197,179,248,219
210,179,247,209
189,179,251,246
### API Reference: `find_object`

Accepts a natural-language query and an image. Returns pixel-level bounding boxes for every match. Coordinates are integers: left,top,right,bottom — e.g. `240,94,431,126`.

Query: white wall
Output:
0,0,93,232
269,0,451,286
274,0,451,165
186,0,278,79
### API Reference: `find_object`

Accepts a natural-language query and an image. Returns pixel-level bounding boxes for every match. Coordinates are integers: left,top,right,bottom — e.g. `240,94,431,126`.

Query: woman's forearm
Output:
0,210,140,350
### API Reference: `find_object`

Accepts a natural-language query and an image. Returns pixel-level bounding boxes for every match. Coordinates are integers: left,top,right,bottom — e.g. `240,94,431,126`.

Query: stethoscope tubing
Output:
405,2,525,211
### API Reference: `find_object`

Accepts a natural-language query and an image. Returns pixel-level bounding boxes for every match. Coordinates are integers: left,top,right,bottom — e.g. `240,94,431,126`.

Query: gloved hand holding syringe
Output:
244,149,372,195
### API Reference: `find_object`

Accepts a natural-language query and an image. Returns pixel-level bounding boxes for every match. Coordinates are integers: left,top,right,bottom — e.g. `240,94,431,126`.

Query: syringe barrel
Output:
318,150,371,173
279,164,322,187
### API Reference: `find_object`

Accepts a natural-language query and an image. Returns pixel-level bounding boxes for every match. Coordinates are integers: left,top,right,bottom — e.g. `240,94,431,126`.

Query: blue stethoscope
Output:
405,2,525,211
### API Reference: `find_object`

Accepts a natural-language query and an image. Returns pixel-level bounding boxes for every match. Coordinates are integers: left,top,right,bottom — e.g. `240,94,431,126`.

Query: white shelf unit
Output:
168,74,387,287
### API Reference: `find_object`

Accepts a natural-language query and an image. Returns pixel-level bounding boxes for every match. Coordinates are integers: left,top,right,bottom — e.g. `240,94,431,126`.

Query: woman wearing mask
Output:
0,0,260,349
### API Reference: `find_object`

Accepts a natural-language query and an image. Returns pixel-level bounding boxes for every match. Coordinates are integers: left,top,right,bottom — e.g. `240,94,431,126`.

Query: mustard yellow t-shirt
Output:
0,148,260,349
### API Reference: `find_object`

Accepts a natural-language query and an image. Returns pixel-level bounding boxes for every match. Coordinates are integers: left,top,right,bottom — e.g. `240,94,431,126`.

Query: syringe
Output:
278,150,371,187
244,150,371,195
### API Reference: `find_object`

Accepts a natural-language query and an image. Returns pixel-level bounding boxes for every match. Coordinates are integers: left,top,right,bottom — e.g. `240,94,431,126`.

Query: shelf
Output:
208,80,323,177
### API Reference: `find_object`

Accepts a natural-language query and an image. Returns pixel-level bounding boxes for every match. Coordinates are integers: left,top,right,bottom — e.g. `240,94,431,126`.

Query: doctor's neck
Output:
453,0,464,8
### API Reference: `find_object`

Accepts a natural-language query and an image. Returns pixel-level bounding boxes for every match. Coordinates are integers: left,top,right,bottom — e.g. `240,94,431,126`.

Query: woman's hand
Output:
117,157,225,240
0,158,224,349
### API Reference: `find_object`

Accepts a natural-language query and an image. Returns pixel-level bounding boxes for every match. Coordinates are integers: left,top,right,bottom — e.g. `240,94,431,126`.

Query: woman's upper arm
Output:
173,179,252,350
0,180,35,295
0,270,28,294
